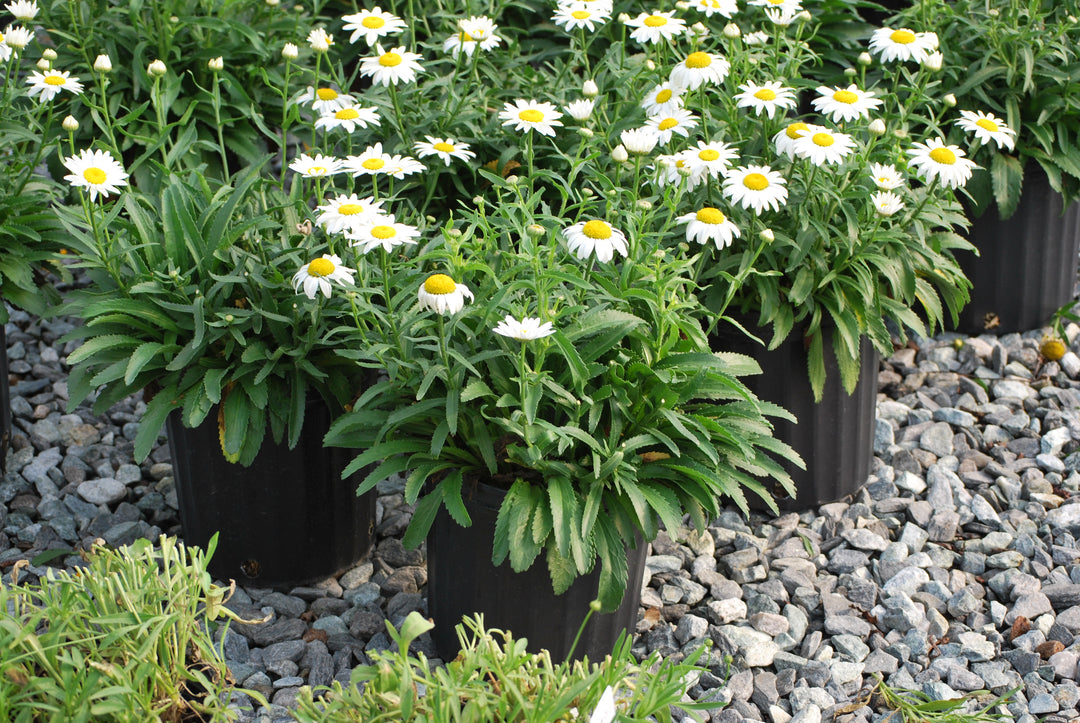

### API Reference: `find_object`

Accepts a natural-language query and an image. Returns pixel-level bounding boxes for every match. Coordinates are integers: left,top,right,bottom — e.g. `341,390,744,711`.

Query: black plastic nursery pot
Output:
426,479,648,663
1,324,9,473
166,397,375,588
954,167,1080,336
712,325,879,513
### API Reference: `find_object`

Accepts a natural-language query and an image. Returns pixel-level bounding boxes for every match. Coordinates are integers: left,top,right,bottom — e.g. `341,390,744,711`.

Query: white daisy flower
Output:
922,51,944,71
621,127,660,155
644,109,699,145
640,82,685,117
812,84,883,123
418,274,473,315
288,153,343,178
670,51,730,90
688,0,738,17
743,30,770,45
793,127,857,166
906,138,978,189
346,214,421,253
748,0,801,9
360,43,424,86
343,143,395,177
955,110,1016,151
499,99,564,137
4,0,38,21
773,121,818,160
314,102,380,133
315,194,385,234
685,140,739,179
869,27,937,64
563,220,629,263
624,10,687,45
342,6,407,46
492,315,556,341
763,6,800,25
677,207,741,249
414,136,476,166
292,255,356,299
296,86,356,113
3,24,32,51
307,27,334,52
384,154,426,179
869,163,904,190
564,99,596,121
553,4,611,32
443,16,502,57
61,148,128,201
25,69,83,102
722,165,788,214
871,191,904,217
0,33,10,62
652,153,705,190
734,80,797,119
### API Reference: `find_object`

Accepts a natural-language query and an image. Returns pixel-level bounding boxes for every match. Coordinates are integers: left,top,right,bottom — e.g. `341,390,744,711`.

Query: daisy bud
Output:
446,228,463,238
62,115,79,131
797,10,811,21
636,199,653,211
617,12,631,23
267,0,280,4
944,93,957,107
578,127,594,138
692,22,708,38
1070,15,1077,23
208,56,224,71
94,54,112,73
868,118,887,136
923,52,943,72
282,42,299,60
760,228,775,243
472,196,484,206
611,144,629,163
605,188,618,197
988,8,998,16
425,215,437,224
843,67,857,78
893,127,908,139
582,79,599,97
677,165,692,177
506,174,520,185
169,15,179,22
723,23,741,38
526,224,545,238
857,52,873,67
675,1,690,8
35,57,50,70
645,59,655,71
148,59,167,77
582,188,595,198
225,314,235,323
42,48,57,61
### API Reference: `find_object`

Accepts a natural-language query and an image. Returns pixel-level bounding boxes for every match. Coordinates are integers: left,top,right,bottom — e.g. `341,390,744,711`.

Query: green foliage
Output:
292,610,718,723
869,675,1018,723
0,536,253,722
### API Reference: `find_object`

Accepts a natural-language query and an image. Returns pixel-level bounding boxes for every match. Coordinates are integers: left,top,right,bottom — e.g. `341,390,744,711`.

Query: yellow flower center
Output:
370,225,396,239
433,141,455,153
685,52,711,69
44,75,66,86
696,207,726,224
83,167,106,185
644,15,668,27
675,159,686,168
572,10,590,19
743,173,769,191
316,88,338,101
336,108,360,120
655,89,673,103
890,29,916,44
380,52,402,67
338,203,364,215
518,109,545,123
929,147,957,164
361,16,385,28
754,88,777,101
308,258,335,277
698,149,720,162
976,118,999,132
0,33,4,43
582,220,613,239
362,158,385,170
424,274,457,295
457,31,476,42
658,118,678,131
785,122,809,140
833,90,859,104
309,166,326,175
766,0,784,4
812,132,835,147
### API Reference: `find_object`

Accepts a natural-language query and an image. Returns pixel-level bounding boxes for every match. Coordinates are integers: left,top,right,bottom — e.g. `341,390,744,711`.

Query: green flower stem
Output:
14,102,55,199
703,219,771,335
379,248,403,353
210,69,230,184
95,71,123,160
387,82,410,147
278,59,293,188
310,53,323,152
518,341,532,447
524,130,535,189
150,75,171,169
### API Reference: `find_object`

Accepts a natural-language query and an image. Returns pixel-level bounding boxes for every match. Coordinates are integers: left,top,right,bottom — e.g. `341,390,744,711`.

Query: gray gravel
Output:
5,307,1080,722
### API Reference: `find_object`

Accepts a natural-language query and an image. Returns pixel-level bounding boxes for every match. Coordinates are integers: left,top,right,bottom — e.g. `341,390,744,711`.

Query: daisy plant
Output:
890,0,1080,218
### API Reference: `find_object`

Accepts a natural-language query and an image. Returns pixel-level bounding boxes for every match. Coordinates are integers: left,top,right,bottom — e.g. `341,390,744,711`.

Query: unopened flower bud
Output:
266,0,280,5
636,199,653,211
943,93,957,107
148,59,167,77
868,118,886,136
857,52,873,67
844,67,857,78
617,12,631,23
611,144,629,163
526,224,545,238
208,56,224,71
282,42,299,60
692,22,708,38
425,215,437,224
675,1,690,8
892,127,908,139
225,314,235,323
760,228,775,243
472,196,484,206
797,10,811,21
578,127,594,138
1070,15,1078,23
582,79,599,97
923,51,943,71
582,188,595,198
677,165,692,177
62,115,79,131
987,8,998,16
42,48,57,61
35,57,50,70
446,228,463,238
645,59,656,71
169,15,179,23
94,54,112,72
605,188,618,198
505,174,519,185
723,23,741,38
